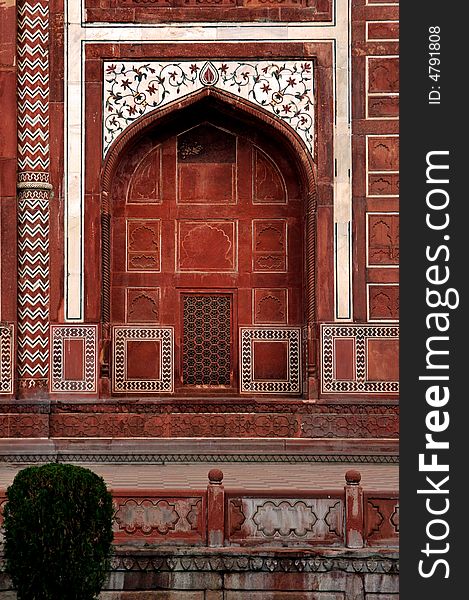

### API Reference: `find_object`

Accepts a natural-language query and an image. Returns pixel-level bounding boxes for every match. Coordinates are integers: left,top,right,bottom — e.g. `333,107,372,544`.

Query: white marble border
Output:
64,0,352,322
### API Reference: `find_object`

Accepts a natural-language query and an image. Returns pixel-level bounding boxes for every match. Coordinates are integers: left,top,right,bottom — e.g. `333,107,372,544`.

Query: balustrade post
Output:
207,469,225,547
344,469,364,548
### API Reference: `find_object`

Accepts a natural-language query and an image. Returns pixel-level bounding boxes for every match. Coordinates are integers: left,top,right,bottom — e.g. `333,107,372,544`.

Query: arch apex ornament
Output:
103,60,315,159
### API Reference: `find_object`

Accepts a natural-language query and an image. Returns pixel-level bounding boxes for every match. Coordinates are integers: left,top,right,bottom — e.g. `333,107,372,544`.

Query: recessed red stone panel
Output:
252,220,287,272
366,338,399,381
113,493,206,544
333,338,355,381
227,496,344,545
178,221,236,272
368,96,399,119
126,219,161,271
177,124,236,204
126,288,160,323
253,341,288,381
126,340,161,380
365,495,399,546
178,163,235,204
368,137,399,171
368,57,399,93
84,0,333,23
253,289,287,324
368,285,399,321
367,214,399,265
63,338,85,381
367,22,399,41
127,146,162,204
368,173,399,196
321,325,399,394
253,148,286,204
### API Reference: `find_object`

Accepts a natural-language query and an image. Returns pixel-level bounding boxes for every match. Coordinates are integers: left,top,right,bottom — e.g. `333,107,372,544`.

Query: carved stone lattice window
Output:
182,295,231,386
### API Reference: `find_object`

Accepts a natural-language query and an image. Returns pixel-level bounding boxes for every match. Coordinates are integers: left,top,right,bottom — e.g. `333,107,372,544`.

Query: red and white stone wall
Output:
0,0,399,448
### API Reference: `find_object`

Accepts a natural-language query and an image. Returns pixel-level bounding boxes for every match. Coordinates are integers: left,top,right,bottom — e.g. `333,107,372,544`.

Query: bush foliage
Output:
4,463,114,600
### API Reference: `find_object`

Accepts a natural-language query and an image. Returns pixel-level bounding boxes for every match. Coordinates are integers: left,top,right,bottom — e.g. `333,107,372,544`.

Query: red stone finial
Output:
208,469,224,484
345,470,361,485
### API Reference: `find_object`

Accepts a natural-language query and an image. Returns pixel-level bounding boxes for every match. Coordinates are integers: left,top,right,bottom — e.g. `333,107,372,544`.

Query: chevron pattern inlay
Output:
17,1,49,173
16,1,51,392
0,325,14,394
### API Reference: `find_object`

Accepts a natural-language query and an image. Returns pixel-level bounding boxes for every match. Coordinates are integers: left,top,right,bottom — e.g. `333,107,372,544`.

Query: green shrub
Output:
4,463,114,600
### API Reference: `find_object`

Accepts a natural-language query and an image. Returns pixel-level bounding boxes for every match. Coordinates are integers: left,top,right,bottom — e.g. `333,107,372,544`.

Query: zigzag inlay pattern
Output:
16,193,50,379
240,328,301,394
51,326,98,393
16,1,51,387
113,327,174,394
0,326,14,394
17,1,50,172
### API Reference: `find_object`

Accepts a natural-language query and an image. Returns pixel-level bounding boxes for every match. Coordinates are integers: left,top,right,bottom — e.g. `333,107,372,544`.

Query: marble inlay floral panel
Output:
103,60,314,157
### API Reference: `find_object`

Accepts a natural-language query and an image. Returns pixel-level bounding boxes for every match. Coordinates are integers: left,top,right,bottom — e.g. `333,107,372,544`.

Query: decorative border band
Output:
0,325,14,394
112,326,174,393
240,327,301,394
50,325,98,393
321,324,399,394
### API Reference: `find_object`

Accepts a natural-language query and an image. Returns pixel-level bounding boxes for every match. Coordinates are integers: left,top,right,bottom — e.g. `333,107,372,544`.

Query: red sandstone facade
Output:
0,0,398,596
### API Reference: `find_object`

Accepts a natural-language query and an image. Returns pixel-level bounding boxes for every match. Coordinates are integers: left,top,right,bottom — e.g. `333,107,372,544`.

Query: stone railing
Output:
0,470,398,549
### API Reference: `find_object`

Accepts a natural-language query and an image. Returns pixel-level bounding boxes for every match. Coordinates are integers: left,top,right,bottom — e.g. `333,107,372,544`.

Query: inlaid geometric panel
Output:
126,219,161,271
367,213,399,266
50,325,97,393
113,326,173,393
321,324,399,394
177,221,236,272
182,295,232,386
252,220,287,272
0,325,14,394
240,328,301,394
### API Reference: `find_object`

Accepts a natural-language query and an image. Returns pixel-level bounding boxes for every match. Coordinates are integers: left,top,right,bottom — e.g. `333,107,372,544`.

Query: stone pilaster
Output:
16,0,51,396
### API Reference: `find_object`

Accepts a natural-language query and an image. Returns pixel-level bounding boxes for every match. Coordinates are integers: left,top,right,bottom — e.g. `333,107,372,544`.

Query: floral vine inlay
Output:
103,60,314,157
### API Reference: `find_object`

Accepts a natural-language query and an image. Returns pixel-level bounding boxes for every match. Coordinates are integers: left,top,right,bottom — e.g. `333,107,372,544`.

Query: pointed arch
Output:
99,88,318,395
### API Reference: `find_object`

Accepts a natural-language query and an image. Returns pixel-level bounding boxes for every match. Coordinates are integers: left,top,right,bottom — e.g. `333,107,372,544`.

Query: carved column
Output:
16,0,52,397
306,190,318,398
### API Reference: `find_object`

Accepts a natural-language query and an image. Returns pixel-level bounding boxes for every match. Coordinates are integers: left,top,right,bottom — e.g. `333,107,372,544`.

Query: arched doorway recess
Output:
100,91,318,398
